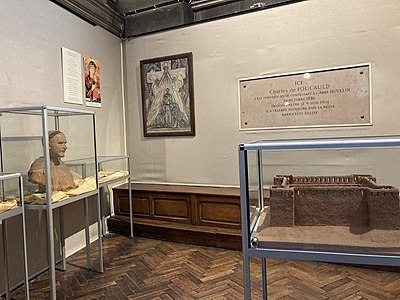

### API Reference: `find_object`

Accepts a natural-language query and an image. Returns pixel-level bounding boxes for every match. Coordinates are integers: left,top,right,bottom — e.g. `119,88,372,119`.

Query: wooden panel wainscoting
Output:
153,195,190,222
108,183,242,250
196,195,241,227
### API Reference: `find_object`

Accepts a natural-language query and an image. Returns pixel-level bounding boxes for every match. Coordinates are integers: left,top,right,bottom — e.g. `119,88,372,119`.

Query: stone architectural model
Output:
270,174,400,230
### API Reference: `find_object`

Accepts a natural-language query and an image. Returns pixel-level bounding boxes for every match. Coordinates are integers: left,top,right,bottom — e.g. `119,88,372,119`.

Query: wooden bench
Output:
107,183,242,250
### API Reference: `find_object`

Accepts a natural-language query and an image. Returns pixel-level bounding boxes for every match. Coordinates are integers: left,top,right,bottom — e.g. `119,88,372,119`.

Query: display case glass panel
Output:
98,156,129,184
65,155,132,237
0,173,23,216
0,106,98,206
240,136,400,260
0,172,29,299
66,155,130,186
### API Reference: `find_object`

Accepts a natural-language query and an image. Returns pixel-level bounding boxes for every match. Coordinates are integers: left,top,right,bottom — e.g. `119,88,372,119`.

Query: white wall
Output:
0,0,124,289
124,0,400,187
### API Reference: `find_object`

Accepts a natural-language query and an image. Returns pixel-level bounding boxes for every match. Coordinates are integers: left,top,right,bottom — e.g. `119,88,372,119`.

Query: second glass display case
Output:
239,136,400,299
66,155,133,237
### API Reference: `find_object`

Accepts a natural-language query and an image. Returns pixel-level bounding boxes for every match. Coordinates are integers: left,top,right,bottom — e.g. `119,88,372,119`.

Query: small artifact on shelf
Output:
24,191,69,205
270,174,400,230
0,199,18,213
24,178,97,204
98,170,129,183
27,130,78,193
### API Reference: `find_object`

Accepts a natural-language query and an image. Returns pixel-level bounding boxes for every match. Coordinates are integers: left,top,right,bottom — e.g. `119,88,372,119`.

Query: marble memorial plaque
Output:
239,64,371,130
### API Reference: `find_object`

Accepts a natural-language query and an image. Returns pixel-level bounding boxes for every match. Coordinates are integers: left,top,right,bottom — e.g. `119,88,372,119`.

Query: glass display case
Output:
0,172,29,300
0,106,102,300
239,136,400,299
66,155,133,237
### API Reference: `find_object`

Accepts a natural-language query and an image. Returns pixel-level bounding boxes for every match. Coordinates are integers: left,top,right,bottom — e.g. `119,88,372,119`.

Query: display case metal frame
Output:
66,155,133,237
239,136,400,299
0,105,103,300
0,172,29,300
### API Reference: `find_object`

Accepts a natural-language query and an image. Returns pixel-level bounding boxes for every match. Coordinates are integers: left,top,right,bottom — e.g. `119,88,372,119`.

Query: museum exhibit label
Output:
239,64,371,130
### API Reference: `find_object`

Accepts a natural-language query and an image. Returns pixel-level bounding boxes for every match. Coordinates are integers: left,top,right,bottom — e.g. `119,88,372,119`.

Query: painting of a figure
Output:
140,53,195,137
84,57,101,107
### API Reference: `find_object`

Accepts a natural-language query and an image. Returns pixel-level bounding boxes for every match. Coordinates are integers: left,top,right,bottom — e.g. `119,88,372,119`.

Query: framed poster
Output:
62,47,83,105
140,52,195,137
84,57,101,107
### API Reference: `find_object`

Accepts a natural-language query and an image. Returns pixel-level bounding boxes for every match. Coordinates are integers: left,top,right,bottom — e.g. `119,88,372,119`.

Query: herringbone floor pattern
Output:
10,234,400,299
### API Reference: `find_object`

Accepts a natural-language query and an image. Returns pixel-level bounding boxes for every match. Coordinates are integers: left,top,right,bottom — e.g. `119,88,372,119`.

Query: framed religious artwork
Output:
140,52,195,137
84,57,101,108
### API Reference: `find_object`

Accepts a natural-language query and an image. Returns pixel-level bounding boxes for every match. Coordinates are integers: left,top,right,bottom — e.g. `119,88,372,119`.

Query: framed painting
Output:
140,52,195,137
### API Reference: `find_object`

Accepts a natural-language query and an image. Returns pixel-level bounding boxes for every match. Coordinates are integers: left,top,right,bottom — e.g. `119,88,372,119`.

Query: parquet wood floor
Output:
9,234,400,299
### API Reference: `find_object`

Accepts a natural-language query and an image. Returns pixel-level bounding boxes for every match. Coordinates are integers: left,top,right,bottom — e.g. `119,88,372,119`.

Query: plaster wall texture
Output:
124,0,400,187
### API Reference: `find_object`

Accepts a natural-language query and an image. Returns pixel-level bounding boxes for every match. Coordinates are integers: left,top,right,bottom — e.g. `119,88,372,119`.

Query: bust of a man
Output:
28,130,78,192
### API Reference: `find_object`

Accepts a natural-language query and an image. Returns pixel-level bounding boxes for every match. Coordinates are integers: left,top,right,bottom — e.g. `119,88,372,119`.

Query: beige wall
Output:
0,0,124,290
0,1,125,155
124,0,400,186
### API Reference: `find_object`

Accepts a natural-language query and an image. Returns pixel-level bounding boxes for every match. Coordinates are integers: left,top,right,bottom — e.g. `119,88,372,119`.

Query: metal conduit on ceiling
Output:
50,0,305,38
